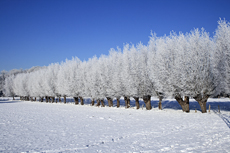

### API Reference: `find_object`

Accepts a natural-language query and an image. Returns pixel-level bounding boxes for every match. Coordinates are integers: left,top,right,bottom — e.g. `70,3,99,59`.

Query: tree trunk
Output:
35,97,36,101
91,99,94,106
101,99,105,107
74,97,79,105
193,94,209,113
143,95,152,110
59,97,61,103
80,96,84,105
56,98,57,103
106,97,113,107
64,96,66,104
127,97,130,108
116,98,120,108
45,96,48,103
124,96,130,108
175,95,190,113
134,97,139,109
40,97,43,102
13,96,15,100
51,97,54,103
124,97,127,108
158,96,163,110
96,99,100,106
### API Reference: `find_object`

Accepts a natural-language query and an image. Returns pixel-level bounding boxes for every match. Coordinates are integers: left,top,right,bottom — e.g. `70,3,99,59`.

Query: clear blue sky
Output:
1,0,230,72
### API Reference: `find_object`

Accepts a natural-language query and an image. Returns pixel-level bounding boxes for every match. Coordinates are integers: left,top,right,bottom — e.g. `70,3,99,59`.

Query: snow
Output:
0,98,230,152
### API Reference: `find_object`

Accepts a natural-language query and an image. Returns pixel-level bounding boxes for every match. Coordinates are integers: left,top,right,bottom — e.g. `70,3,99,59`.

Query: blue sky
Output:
1,0,230,72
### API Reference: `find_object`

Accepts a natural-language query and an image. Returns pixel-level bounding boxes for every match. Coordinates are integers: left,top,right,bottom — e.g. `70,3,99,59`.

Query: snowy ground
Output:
0,97,230,152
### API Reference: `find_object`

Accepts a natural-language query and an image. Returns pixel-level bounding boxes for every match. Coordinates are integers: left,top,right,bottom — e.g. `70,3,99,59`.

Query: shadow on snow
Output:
0,100,22,104
55,98,230,112
213,110,230,129
1,97,230,112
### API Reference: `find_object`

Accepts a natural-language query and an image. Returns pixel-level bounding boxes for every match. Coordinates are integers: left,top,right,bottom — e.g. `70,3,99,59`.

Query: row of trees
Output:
2,19,230,113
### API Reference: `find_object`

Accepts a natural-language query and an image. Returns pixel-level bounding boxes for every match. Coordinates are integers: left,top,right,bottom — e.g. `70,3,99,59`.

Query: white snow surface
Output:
0,98,230,153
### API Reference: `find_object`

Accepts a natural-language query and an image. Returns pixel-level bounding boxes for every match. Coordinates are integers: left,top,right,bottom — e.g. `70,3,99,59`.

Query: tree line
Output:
1,19,230,113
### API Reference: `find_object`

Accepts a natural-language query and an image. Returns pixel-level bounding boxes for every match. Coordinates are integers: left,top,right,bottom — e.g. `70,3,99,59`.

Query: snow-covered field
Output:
0,98,230,152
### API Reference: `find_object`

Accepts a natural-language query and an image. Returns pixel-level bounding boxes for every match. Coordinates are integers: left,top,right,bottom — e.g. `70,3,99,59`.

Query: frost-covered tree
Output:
127,44,142,109
42,63,60,102
78,60,87,105
33,68,47,101
83,57,96,105
121,44,133,108
186,29,215,113
87,56,100,103
138,43,156,110
100,54,114,107
152,30,215,113
57,57,81,103
147,33,164,109
109,49,124,107
93,55,107,106
27,72,37,98
153,34,183,106
3,75,15,99
0,70,7,96
13,73,30,100
214,19,230,96
1,69,25,97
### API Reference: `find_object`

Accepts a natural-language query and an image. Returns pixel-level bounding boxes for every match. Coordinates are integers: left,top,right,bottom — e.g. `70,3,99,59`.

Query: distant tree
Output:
3,75,15,99
0,70,7,96
26,66,42,73
13,73,30,100
33,68,47,100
